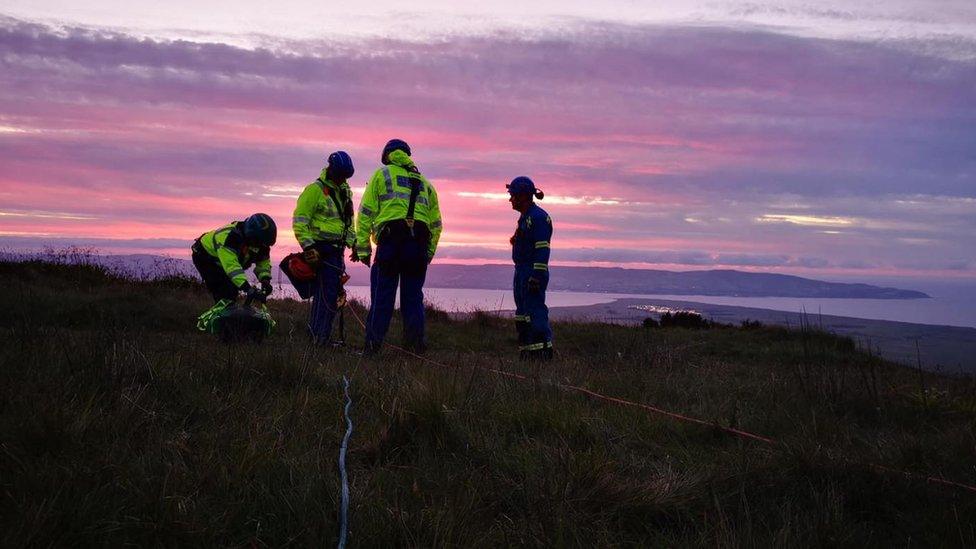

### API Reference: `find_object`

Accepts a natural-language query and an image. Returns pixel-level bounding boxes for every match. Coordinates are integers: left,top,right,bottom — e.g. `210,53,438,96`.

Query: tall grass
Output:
1,258,974,546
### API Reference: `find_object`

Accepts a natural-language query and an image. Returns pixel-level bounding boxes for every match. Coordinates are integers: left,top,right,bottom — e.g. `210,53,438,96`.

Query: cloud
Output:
0,235,188,250
1,17,974,278
756,214,855,227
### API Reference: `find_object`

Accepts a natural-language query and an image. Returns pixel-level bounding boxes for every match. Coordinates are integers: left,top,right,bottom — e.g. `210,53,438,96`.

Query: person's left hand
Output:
527,277,541,293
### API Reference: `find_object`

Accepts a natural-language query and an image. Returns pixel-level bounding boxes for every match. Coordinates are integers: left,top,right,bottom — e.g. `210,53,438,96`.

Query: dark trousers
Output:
192,243,237,303
513,266,552,352
309,244,344,344
365,226,429,351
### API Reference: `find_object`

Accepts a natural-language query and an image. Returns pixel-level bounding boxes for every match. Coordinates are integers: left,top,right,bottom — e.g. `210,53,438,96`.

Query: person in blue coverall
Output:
507,176,554,360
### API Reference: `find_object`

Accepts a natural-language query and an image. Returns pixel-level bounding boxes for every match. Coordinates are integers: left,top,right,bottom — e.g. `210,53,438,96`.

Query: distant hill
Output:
1,252,929,299
424,264,930,299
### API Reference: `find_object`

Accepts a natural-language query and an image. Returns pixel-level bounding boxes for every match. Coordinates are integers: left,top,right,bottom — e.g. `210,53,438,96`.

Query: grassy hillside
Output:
1,259,975,547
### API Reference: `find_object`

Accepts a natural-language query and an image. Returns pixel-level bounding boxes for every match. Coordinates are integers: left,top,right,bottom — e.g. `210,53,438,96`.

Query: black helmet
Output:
327,150,355,181
243,213,277,246
381,138,411,164
507,176,544,199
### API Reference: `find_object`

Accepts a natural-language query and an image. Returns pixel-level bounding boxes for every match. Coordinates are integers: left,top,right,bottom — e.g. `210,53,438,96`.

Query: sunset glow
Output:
1,2,974,280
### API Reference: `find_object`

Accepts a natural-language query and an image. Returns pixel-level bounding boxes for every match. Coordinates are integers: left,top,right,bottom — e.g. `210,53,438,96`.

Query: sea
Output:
11,251,972,329
276,281,976,329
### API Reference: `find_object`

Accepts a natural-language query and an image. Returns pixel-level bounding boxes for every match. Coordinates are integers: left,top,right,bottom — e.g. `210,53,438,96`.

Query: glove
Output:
303,247,321,264
239,281,263,302
246,285,265,302
358,244,372,267
260,278,273,297
527,277,541,293
349,245,359,263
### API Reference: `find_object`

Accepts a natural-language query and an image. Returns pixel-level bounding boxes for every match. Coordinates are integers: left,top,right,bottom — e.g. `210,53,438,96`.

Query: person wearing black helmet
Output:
507,176,553,360
191,213,277,329
354,138,443,355
292,151,357,346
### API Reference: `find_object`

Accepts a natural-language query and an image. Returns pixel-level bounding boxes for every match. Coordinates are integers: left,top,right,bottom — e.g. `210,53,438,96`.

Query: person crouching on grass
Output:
191,213,276,329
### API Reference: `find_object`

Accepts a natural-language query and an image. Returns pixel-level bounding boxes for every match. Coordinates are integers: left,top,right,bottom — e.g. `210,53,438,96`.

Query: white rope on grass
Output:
338,375,354,549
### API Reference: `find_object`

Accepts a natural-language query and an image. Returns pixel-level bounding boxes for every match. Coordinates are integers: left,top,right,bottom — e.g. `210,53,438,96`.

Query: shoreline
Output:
545,298,976,375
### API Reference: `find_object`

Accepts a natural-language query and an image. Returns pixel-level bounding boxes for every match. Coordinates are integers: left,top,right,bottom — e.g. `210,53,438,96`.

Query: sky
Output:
1,1,974,283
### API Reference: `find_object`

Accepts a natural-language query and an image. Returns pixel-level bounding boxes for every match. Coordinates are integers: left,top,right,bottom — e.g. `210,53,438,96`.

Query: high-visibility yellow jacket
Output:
355,150,442,259
199,222,272,288
292,168,355,250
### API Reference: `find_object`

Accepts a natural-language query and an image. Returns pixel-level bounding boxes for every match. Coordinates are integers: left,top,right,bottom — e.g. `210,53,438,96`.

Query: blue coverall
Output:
512,203,553,356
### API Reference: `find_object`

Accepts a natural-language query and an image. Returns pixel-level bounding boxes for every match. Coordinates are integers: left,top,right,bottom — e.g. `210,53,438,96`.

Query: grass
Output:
1,258,975,547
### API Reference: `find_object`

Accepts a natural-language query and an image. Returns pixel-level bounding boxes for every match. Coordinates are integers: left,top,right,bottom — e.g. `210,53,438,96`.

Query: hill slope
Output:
0,260,973,546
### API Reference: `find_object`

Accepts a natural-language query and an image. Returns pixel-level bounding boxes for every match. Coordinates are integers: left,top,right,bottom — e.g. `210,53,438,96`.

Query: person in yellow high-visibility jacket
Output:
354,139,442,355
190,213,276,328
292,151,356,345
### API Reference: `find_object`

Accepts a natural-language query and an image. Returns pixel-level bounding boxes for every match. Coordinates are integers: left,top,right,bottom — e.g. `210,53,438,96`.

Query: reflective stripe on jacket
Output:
293,170,355,249
355,149,442,258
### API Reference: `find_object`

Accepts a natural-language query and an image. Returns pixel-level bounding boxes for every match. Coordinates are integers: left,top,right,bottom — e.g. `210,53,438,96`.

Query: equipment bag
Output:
213,302,275,343
280,252,316,299
197,297,276,343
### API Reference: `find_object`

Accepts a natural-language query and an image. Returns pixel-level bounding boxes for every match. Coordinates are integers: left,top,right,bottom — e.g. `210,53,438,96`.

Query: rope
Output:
344,303,976,494
347,305,769,443
337,375,354,548
868,463,976,494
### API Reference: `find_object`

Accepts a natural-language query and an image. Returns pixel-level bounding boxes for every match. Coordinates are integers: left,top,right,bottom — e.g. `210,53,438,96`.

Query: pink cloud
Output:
1,17,973,278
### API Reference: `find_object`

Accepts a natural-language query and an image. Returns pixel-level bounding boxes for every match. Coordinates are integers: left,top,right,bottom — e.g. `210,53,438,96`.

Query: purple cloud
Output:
0,16,973,277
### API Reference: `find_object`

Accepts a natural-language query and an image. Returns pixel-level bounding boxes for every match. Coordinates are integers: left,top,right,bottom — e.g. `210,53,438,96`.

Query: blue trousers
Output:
513,267,552,352
309,245,344,344
365,233,428,350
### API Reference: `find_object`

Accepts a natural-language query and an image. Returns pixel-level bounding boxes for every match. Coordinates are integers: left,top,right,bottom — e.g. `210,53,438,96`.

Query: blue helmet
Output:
327,150,355,181
381,138,411,164
243,213,277,246
507,176,536,195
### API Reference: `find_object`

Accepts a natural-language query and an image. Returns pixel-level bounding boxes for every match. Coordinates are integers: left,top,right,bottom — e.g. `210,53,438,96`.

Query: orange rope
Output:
344,303,976,494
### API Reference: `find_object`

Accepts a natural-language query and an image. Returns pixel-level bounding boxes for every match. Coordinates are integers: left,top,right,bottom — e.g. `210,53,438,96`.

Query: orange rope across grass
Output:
344,304,976,494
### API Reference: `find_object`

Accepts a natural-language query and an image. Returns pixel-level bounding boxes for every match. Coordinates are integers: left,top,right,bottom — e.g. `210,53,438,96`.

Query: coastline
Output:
546,298,976,375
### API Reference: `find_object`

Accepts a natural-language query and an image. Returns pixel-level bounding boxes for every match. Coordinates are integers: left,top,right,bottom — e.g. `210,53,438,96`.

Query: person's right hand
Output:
246,285,266,302
303,247,320,264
